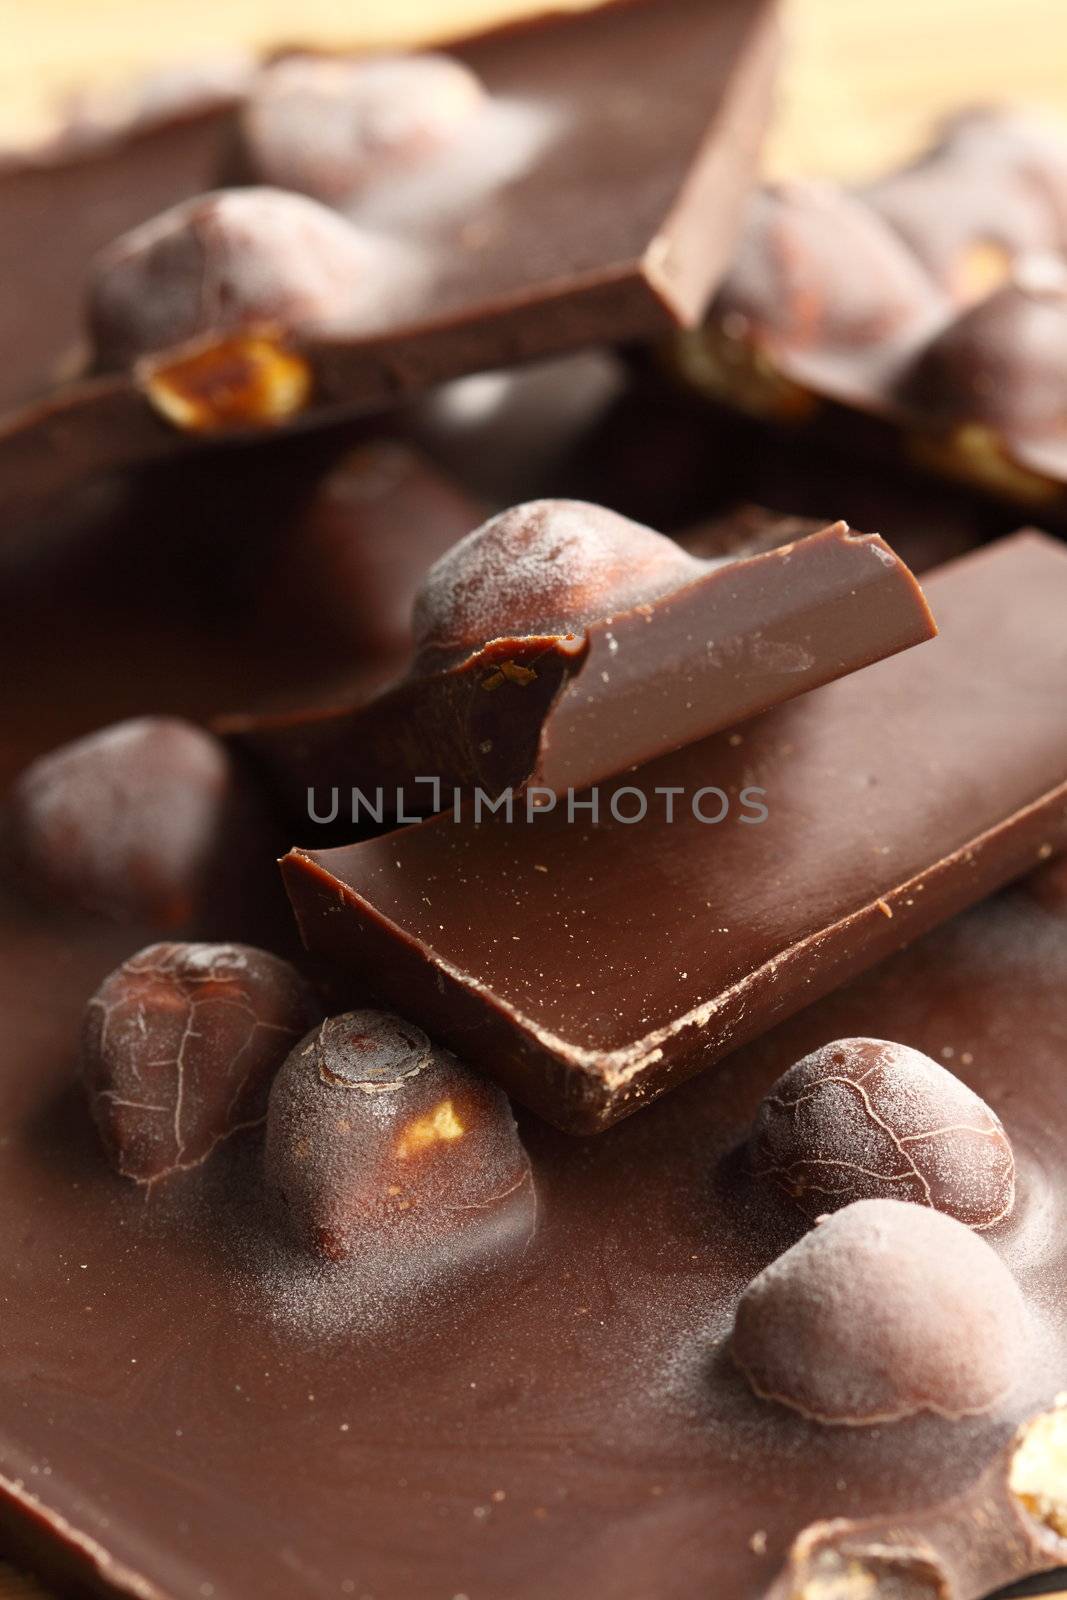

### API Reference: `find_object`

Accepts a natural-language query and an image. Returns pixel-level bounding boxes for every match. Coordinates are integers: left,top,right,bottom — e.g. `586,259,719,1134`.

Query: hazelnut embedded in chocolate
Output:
5,716,264,928
411,498,702,671
750,1037,1015,1230
901,259,1067,439
1009,1399,1067,1545
712,182,940,352
241,53,486,204
731,1198,1027,1425
265,1010,533,1263
88,187,374,369
83,942,315,1183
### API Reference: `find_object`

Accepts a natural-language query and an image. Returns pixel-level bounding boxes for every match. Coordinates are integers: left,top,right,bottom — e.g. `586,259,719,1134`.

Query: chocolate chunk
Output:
88,187,376,370
228,503,934,821
283,532,1067,1132
241,53,486,203
265,1010,533,1263
5,716,267,928
0,0,780,517
731,1198,1028,1424
82,942,315,1183
750,1037,1015,1229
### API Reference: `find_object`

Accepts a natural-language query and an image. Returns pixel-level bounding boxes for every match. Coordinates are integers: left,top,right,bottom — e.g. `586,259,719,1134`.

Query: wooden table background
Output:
1,0,1066,1595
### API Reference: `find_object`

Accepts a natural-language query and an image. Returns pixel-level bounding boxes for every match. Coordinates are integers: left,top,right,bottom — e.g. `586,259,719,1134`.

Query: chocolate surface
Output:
2,847,1067,1598
283,532,1067,1131
227,506,935,822
0,0,780,521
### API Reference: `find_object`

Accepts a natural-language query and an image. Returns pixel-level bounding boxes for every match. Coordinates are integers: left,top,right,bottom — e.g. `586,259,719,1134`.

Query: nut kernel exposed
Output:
395,1099,465,1159
140,331,312,434
1010,1401,1067,1541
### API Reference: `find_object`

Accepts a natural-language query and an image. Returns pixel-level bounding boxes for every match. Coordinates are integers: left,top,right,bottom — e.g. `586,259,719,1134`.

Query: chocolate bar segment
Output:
0,0,780,522
284,532,1067,1132
677,107,1067,512
226,507,934,821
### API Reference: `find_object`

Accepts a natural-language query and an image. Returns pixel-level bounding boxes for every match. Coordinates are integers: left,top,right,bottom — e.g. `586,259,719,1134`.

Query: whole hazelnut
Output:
83,942,315,1182
731,1199,1027,1424
265,1010,534,1264
242,52,486,204
750,1036,1015,1230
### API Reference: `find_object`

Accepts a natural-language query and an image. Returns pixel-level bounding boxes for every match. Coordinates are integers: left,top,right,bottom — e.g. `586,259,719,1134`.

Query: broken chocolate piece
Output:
731,1198,1027,1424
264,1009,533,1263
750,1037,1015,1228
227,500,934,820
283,532,1067,1132
82,941,315,1183
0,0,781,520
4,715,271,927
240,53,487,204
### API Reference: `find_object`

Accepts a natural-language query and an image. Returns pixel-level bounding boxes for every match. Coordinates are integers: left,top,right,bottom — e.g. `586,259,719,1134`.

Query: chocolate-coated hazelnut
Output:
866,108,1067,303
751,1037,1015,1230
88,187,373,368
265,1010,533,1263
902,261,1067,438
83,942,315,1183
731,1199,1027,1424
242,53,486,204
713,183,939,352
411,498,702,671
5,717,261,927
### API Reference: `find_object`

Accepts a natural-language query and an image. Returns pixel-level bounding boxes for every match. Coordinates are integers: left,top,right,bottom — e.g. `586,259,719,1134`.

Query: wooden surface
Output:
2,0,1067,1596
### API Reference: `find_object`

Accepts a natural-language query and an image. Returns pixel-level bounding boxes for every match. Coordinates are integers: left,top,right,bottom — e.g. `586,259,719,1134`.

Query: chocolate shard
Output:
224,500,934,822
0,0,781,522
675,107,1067,512
282,531,1067,1132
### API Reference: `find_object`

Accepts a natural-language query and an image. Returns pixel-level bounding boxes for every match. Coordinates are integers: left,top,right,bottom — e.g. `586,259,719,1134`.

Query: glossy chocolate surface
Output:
227,512,935,822
284,533,1067,1131
0,0,780,522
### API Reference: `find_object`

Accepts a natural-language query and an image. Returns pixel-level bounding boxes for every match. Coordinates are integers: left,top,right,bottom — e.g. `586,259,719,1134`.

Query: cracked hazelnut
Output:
265,1010,533,1263
750,1037,1015,1229
1010,1400,1067,1543
242,52,486,203
731,1199,1027,1424
141,329,312,433
83,942,315,1183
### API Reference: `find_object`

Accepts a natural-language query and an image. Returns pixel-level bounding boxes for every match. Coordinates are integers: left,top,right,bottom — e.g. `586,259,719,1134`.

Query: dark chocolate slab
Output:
284,532,1067,1131
0,0,781,523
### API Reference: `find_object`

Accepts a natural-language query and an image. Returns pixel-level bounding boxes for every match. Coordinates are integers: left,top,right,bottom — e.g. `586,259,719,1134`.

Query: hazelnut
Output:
750,1037,1015,1230
731,1199,1027,1424
88,187,373,369
5,717,262,928
265,1010,533,1264
83,942,315,1183
411,498,702,671
140,329,312,434
241,52,486,204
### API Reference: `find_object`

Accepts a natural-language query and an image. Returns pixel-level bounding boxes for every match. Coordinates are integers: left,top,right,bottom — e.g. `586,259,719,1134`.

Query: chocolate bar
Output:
0,0,780,522
674,107,1067,514
224,502,935,822
284,531,1067,1131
